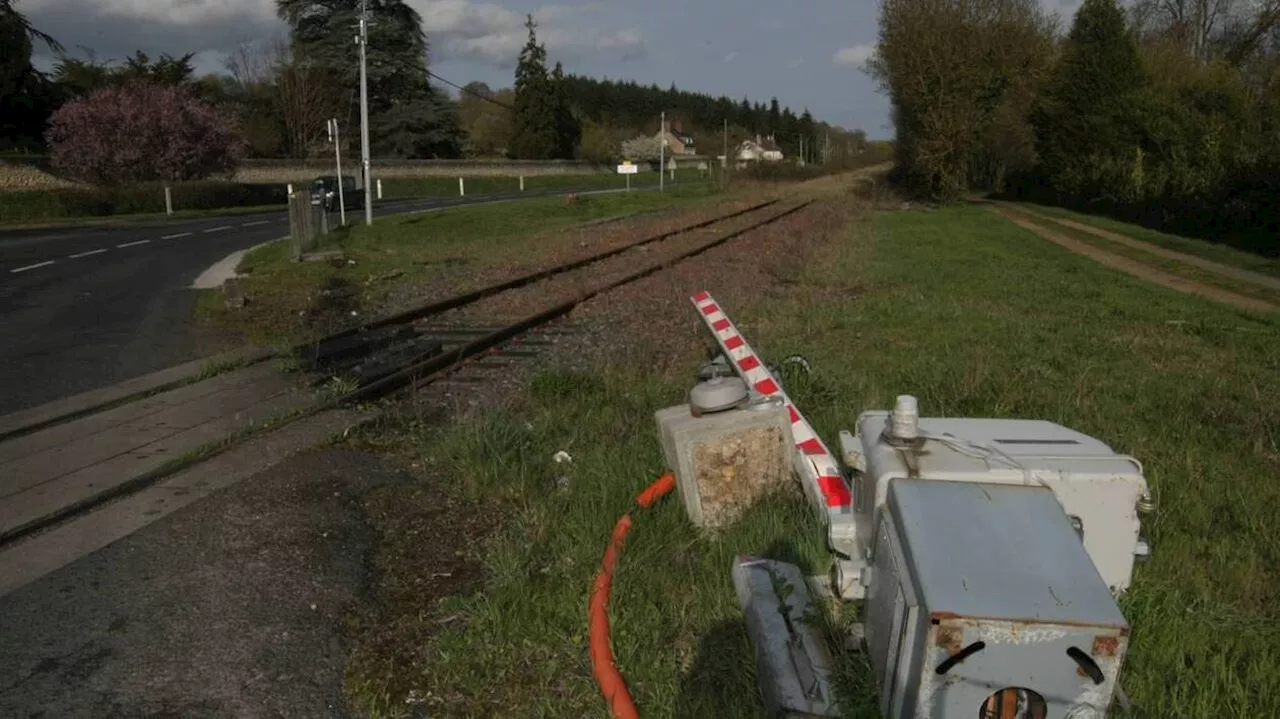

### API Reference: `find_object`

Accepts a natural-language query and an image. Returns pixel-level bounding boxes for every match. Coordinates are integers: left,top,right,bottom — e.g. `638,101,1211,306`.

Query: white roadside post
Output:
659,111,666,193
327,118,347,226
459,177,465,197
376,178,382,200
164,186,173,215
520,175,525,192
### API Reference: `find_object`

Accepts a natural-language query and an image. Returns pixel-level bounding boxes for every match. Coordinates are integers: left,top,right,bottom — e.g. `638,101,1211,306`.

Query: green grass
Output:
1017,201,1280,278
344,202,1280,718
380,167,707,199
1017,210,1280,307
198,183,729,348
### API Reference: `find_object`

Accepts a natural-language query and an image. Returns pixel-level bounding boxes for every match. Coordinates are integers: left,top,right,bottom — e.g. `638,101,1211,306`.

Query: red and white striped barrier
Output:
690,292,857,536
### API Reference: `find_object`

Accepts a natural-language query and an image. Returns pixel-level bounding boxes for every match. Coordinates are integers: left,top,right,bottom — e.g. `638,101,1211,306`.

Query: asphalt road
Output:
0,447,410,718
0,188,609,415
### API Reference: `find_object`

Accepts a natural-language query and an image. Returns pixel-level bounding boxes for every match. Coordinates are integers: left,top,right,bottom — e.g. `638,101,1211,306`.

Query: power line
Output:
427,70,515,111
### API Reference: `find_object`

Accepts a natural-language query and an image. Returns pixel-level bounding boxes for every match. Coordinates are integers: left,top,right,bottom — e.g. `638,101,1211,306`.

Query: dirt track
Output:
991,206,1277,314
1010,205,1280,293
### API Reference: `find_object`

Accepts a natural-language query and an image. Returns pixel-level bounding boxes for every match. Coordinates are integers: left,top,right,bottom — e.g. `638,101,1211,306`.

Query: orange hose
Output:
589,472,677,719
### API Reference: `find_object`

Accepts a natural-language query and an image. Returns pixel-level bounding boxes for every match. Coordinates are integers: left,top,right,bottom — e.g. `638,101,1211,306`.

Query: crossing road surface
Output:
0,188,621,415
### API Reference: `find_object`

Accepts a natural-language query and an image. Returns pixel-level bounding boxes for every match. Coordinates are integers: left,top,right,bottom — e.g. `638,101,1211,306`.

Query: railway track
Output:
297,197,807,402
0,197,811,563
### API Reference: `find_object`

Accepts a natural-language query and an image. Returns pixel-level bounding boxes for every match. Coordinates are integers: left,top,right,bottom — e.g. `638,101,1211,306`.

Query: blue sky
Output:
22,0,1085,140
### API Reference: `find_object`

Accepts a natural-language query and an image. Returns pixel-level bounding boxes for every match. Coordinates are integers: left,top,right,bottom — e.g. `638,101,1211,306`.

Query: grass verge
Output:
1007,208,1280,308
380,168,707,199
1016,201,1280,278
345,202,1280,718
197,183,730,348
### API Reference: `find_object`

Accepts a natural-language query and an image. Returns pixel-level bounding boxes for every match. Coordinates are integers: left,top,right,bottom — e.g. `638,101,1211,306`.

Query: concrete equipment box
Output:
841,413,1152,595
864,479,1129,719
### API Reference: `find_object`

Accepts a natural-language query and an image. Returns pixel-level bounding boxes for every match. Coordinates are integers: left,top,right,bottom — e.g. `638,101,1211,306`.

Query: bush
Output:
46,83,243,186
0,181,287,223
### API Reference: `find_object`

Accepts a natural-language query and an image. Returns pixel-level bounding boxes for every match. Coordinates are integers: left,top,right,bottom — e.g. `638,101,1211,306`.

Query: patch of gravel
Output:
375,193,777,318
545,198,856,377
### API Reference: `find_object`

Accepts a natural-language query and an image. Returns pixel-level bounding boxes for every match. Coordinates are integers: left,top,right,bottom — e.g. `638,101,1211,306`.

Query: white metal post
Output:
329,118,347,227
519,175,524,192
357,4,373,226
376,178,382,199
659,111,665,193
459,177,465,196
164,186,173,215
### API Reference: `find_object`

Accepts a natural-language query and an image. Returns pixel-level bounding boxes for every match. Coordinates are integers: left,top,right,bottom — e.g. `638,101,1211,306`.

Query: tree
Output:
457,82,514,157
1033,0,1148,200
1,0,60,150
277,0,463,158
551,62,582,158
869,0,1056,199
510,16,559,159
46,83,243,186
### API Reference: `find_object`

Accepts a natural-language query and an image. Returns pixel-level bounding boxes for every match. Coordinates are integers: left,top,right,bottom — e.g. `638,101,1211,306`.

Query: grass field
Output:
1018,202,1280,278
343,201,1280,717
196,183,730,348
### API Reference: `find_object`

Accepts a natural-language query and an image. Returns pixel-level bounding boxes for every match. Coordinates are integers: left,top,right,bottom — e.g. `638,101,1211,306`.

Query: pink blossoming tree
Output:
47,83,244,186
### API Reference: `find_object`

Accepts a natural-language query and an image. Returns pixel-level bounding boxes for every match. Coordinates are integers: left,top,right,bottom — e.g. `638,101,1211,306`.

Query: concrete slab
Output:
0,365,296,496
0,362,284,466
0,345,271,440
0,408,375,599
0,386,319,540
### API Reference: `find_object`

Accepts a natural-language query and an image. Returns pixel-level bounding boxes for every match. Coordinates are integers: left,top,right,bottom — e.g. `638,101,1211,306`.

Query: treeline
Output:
459,76,872,165
3,0,874,182
871,0,1280,255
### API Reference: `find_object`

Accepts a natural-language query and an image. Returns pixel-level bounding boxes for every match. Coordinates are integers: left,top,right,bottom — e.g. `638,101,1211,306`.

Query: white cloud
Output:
833,44,875,68
414,0,643,66
723,51,738,63
27,0,276,26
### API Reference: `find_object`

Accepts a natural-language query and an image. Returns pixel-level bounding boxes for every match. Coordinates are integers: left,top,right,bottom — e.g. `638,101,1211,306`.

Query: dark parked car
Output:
310,175,364,212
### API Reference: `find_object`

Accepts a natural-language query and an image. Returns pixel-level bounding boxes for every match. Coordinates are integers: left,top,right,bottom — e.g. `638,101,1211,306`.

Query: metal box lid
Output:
857,413,1145,480
887,479,1128,629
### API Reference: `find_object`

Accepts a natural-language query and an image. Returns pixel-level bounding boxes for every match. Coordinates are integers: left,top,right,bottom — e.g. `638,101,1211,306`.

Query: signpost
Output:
617,160,638,192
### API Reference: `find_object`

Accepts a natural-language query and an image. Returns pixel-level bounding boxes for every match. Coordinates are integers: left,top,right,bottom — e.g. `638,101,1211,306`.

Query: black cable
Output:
427,70,515,111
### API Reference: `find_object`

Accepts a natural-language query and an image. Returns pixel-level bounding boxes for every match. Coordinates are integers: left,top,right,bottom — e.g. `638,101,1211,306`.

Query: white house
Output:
736,135,785,163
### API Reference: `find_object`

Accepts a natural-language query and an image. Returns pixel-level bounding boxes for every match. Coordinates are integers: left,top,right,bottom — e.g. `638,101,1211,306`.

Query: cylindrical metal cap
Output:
689,376,749,415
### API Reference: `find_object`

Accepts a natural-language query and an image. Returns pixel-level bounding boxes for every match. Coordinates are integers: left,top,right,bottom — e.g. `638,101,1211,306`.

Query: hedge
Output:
0,182,288,224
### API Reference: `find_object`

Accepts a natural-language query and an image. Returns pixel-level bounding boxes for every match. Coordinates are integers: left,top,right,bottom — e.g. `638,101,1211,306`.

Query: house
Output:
655,120,697,156
736,134,784,164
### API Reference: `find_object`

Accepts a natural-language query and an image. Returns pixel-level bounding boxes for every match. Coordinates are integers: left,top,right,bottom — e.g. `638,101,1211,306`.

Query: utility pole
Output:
723,118,728,168
659,111,665,193
327,118,346,226
357,0,373,226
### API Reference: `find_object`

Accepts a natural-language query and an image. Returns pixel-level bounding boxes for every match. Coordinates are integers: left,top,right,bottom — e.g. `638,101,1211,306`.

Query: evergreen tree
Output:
510,15,559,159
277,0,462,158
1,0,60,150
1033,0,1146,198
550,61,582,158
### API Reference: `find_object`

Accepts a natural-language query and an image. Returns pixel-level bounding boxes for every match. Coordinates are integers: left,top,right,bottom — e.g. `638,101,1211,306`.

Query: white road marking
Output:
161,232,192,240
117,240,150,248
204,226,232,233
69,249,108,258
10,260,55,274
241,220,269,227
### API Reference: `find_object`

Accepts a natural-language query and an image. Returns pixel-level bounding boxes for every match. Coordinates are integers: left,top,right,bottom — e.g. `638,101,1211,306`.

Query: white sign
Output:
617,163,639,175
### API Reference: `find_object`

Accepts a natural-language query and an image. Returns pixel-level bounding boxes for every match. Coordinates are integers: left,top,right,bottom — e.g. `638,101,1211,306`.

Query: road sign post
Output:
617,161,638,192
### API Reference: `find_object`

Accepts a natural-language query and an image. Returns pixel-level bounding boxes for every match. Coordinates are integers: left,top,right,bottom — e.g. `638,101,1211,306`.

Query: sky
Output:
20,0,1086,141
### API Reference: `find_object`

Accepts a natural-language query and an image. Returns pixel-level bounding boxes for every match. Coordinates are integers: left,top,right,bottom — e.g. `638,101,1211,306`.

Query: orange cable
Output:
589,472,677,719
